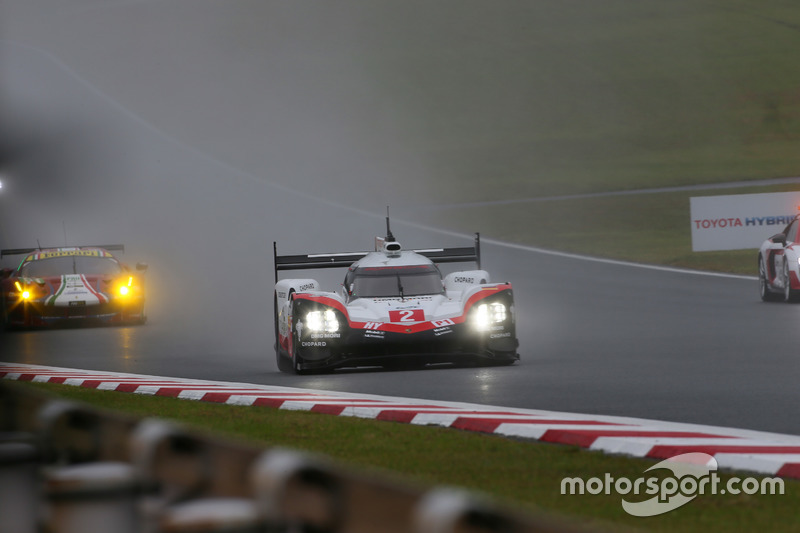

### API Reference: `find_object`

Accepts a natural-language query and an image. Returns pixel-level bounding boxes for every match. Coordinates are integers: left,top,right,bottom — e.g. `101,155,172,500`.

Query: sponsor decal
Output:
490,332,511,339
38,250,104,259
298,283,315,292
453,276,475,283
433,327,453,336
393,303,424,310
363,322,382,330
372,296,433,302
301,341,327,347
432,318,456,328
364,331,385,339
310,333,341,339
692,216,794,229
46,275,106,307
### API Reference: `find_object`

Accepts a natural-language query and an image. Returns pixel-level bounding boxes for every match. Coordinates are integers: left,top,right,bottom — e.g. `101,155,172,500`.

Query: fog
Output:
0,1,494,357
0,1,720,359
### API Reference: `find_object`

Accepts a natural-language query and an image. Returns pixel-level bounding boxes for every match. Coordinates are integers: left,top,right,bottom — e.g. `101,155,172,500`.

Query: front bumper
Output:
294,321,519,371
3,297,145,328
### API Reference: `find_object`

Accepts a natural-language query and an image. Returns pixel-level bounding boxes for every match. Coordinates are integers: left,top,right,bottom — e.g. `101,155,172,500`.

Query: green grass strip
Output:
12,380,800,533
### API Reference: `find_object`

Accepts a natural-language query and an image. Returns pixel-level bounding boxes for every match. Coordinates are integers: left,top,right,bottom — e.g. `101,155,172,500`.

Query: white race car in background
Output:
759,214,800,302
272,225,519,373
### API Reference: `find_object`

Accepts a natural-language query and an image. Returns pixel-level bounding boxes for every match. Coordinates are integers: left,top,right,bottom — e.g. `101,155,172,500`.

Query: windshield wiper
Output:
396,274,405,301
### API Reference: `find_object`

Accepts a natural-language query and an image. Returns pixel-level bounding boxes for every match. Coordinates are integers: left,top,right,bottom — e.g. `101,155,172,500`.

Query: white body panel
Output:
274,251,501,327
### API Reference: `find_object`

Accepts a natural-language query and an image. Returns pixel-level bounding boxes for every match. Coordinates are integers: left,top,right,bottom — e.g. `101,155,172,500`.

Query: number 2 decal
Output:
389,309,424,322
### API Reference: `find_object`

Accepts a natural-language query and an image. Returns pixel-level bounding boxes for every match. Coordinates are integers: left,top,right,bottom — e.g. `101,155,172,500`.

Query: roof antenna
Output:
37,239,42,251
63,221,68,246
385,206,396,242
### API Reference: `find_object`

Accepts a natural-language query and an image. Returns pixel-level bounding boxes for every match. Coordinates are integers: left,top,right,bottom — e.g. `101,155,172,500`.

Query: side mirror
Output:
135,262,149,272
771,234,787,246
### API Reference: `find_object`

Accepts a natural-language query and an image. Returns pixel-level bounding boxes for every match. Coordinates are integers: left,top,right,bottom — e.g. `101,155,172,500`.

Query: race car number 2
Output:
389,309,424,322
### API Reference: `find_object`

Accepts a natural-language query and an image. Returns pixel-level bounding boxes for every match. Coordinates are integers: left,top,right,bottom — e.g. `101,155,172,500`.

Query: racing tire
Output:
784,262,800,303
759,256,781,302
0,295,9,330
291,330,309,375
275,294,294,373
136,305,148,325
276,350,293,373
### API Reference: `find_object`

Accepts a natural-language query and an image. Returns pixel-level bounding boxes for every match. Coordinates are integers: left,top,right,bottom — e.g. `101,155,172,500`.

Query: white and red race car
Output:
273,227,519,373
758,214,800,302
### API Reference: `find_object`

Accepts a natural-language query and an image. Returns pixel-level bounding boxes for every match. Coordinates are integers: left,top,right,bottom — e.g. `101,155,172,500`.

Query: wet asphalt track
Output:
1,2,798,436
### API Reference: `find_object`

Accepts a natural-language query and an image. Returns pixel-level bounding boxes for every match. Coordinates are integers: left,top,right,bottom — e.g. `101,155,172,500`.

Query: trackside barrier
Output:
36,400,141,533
0,437,40,533
45,461,140,533
0,382,597,533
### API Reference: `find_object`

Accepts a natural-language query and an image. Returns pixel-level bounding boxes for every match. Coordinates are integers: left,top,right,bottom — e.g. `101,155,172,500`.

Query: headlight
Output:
118,277,134,296
305,309,340,333
15,281,31,300
472,302,507,331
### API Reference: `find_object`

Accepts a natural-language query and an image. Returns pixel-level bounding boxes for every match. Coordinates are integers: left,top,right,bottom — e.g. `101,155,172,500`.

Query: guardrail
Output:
0,381,596,533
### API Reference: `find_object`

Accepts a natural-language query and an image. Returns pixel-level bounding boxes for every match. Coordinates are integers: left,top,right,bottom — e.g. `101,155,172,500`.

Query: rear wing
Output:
1,245,125,258
273,234,481,283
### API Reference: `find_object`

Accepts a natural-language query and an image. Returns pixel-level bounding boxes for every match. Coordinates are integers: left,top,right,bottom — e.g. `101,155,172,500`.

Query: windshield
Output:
351,265,443,298
19,256,122,277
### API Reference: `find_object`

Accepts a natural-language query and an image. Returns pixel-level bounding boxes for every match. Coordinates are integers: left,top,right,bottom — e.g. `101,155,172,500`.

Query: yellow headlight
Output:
15,281,31,300
119,285,130,296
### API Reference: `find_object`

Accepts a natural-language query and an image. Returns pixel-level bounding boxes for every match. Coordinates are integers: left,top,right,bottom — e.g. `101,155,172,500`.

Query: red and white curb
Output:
3,362,800,480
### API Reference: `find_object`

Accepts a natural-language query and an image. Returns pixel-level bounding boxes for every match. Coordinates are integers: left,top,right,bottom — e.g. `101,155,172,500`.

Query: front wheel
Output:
759,256,780,302
0,294,9,330
276,345,293,373
291,329,309,375
275,295,294,373
136,304,148,325
784,262,799,303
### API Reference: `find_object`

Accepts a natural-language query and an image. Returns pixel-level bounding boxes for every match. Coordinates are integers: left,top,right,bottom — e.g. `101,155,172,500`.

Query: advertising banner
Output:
690,192,800,251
